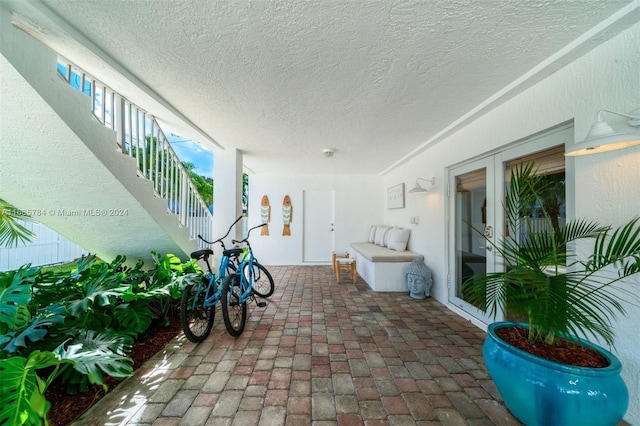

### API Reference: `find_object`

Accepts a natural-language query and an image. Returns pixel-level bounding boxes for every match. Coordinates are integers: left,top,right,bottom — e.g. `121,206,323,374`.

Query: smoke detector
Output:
323,149,335,158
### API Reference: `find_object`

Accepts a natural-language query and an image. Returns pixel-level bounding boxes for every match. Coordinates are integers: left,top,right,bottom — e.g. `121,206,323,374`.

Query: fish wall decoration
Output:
260,195,270,236
282,195,292,236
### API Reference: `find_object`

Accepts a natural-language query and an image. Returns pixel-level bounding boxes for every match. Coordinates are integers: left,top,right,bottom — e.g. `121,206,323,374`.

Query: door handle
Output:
479,245,493,251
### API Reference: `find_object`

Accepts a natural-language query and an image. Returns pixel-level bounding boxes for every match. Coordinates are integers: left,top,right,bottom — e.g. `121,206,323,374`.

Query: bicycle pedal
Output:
257,301,267,308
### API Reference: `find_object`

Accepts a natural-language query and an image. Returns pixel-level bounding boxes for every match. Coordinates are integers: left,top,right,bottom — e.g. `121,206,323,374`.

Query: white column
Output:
213,148,243,245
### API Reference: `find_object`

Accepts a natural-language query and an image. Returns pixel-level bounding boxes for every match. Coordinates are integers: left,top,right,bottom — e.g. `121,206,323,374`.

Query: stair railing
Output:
56,59,212,246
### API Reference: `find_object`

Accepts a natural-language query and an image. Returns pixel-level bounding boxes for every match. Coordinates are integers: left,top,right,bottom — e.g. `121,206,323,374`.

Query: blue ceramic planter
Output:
484,322,628,426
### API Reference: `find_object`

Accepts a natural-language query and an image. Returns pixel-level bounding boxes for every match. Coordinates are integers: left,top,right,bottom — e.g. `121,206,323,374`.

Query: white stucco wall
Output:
382,23,640,423
0,8,198,263
247,174,383,265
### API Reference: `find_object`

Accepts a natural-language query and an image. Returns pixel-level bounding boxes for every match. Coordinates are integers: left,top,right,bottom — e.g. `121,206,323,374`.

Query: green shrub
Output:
0,251,199,422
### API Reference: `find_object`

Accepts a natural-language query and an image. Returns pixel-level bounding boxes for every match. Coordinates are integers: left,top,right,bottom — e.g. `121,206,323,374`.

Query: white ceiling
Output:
2,0,637,175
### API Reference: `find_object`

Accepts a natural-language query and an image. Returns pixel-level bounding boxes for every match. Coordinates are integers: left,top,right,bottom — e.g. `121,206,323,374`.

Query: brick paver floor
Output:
73,265,521,426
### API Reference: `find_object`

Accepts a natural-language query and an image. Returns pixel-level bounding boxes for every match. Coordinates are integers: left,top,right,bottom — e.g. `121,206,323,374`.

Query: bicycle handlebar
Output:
231,223,267,245
197,216,244,245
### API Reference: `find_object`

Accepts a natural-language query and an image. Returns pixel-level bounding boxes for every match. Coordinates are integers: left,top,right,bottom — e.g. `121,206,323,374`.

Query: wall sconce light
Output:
565,109,640,156
408,177,435,194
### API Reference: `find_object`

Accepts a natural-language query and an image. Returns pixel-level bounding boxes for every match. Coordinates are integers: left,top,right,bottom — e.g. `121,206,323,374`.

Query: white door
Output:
448,157,502,324
447,124,571,325
303,190,335,262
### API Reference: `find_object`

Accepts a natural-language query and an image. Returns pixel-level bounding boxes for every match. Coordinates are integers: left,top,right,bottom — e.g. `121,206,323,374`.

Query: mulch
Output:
46,312,183,426
496,326,609,368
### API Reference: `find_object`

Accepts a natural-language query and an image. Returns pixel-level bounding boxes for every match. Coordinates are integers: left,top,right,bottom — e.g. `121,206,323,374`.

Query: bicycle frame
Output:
237,250,256,304
191,216,244,308
195,253,236,308
231,223,266,304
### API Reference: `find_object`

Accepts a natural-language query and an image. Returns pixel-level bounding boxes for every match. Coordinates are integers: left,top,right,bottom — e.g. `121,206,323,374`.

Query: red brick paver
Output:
74,265,521,426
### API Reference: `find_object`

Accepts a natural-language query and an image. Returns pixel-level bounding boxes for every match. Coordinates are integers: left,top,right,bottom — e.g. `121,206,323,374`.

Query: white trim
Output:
447,303,488,332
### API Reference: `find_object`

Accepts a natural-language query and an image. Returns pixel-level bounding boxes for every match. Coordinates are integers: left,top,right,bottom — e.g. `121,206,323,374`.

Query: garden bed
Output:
46,312,182,425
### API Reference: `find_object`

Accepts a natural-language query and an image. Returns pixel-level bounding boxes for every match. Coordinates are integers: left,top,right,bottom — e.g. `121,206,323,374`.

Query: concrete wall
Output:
247,174,383,265
381,23,640,423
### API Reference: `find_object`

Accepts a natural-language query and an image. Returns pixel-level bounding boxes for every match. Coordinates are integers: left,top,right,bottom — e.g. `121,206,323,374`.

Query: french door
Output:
448,157,503,324
447,124,571,325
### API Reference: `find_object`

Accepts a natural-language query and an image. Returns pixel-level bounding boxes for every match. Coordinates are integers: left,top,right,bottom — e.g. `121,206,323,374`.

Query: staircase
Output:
0,9,211,264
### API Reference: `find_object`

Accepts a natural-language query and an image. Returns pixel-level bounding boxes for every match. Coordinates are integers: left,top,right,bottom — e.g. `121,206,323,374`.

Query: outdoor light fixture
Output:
408,177,435,194
565,109,640,156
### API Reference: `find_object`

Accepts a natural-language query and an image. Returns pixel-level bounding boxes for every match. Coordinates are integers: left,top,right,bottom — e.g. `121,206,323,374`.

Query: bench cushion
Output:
351,242,423,262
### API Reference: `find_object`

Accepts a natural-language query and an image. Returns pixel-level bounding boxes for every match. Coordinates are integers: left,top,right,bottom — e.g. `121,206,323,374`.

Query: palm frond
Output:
588,217,640,273
469,161,640,346
0,199,36,247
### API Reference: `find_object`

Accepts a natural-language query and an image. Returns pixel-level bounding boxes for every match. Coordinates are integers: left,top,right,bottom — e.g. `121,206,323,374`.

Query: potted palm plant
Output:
464,162,640,426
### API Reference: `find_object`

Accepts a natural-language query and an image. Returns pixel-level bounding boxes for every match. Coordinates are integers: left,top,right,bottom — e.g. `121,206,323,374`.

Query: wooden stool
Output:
331,251,349,273
335,257,357,284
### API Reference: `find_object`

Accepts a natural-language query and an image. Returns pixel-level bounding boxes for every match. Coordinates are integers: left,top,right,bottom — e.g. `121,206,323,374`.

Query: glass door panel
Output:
448,125,571,327
449,157,500,324
503,146,566,321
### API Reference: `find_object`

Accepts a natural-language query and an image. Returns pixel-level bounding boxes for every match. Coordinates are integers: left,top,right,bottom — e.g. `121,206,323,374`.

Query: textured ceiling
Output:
2,0,637,175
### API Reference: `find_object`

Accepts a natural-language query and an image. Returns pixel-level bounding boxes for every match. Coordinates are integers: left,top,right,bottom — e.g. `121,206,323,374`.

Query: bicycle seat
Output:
190,249,213,260
223,248,244,258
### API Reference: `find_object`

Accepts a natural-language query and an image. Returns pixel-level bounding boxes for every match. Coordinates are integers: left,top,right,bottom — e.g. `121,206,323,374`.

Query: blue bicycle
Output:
221,223,274,336
180,216,244,342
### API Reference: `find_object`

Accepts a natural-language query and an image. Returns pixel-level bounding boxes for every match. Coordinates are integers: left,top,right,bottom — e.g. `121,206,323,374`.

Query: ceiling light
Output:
323,149,335,158
408,177,435,194
565,109,640,156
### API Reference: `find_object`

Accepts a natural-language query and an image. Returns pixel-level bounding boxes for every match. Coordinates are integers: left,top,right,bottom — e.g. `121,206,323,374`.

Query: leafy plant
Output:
0,266,66,355
1,304,66,354
464,162,640,346
144,251,201,325
0,198,36,247
0,266,37,332
54,330,133,394
182,161,214,207
1,250,195,402
0,350,73,426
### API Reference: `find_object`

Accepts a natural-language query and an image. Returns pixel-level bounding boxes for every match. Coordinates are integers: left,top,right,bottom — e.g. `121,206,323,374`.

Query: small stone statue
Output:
405,258,432,299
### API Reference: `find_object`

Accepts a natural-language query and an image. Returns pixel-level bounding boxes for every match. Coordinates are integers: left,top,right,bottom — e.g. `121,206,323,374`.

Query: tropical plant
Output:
182,162,214,207
0,350,73,426
0,251,198,422
0,198,36,247
129,137,214,208
464,162,640,347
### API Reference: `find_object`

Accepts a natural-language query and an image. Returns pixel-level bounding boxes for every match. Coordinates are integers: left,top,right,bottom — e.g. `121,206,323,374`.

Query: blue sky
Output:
166,134,214,179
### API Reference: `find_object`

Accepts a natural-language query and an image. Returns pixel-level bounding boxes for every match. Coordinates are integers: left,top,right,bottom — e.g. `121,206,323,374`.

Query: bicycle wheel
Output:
245,262,275,298
221,274,247,336
180,282,215,342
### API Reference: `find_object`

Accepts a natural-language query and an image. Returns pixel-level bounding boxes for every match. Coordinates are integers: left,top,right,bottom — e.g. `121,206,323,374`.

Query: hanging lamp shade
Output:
565,109,640,156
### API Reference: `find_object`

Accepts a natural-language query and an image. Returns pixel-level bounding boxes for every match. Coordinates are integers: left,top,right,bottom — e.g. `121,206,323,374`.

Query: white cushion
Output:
374,226,390,245
383,226,399,247
387,228,411,252
368,226,378,243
